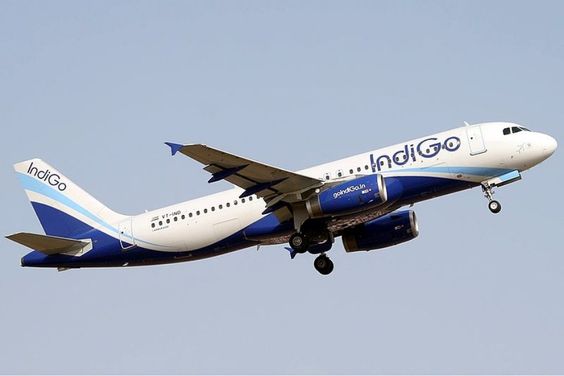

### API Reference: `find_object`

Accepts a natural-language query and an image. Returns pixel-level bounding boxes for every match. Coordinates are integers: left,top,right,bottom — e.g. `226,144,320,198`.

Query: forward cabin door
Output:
466,124,487,156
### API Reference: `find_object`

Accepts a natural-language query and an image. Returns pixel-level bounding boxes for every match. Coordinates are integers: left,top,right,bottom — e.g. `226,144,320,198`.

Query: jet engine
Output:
342,210,419,252
305,174,403,218
305,174,385,217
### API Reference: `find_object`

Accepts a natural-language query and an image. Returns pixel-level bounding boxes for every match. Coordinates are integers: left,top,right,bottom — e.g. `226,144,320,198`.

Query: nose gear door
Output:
466,124,487,155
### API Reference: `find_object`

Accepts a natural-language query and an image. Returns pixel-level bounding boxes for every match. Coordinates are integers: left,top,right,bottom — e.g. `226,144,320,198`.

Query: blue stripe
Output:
17,173,119,234
387,166,513,177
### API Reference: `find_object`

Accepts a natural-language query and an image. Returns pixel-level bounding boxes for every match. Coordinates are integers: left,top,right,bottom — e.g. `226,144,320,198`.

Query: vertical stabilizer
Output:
14,159,127,238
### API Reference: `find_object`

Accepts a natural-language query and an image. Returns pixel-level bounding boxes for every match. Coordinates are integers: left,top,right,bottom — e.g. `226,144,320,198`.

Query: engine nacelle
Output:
306,174,388,218
342,210,419,252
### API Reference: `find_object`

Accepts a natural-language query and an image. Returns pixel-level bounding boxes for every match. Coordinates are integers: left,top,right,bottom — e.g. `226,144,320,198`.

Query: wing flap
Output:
6,232,89,255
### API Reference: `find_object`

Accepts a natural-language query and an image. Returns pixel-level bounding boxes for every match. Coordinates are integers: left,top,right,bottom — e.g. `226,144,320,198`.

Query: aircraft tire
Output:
488,200,502,214
289,233,309,253
314,254,334,275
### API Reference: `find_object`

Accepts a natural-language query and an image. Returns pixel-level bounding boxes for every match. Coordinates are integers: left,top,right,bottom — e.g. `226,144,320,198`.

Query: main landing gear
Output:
314,254,334,275
482,183,502,214
288,230,334,275
289,232,309,254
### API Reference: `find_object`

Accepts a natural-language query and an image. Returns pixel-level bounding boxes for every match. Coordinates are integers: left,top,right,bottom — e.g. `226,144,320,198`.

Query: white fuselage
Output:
126,122,556,253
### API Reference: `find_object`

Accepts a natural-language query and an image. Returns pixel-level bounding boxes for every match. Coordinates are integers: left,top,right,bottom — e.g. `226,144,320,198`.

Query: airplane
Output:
6,122,557,275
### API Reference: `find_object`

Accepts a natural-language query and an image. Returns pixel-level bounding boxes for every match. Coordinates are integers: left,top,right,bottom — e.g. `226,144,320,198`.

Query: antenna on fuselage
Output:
464,121,470,126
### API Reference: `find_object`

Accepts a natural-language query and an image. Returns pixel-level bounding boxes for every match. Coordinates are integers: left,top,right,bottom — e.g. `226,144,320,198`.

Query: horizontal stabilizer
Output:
6,232,89,255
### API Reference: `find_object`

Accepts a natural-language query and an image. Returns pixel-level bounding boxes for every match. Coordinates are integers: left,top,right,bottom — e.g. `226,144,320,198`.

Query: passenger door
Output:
466,124,487,156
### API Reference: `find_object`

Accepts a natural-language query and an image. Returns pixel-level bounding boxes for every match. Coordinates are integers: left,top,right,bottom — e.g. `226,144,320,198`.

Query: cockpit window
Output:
504,126,531,135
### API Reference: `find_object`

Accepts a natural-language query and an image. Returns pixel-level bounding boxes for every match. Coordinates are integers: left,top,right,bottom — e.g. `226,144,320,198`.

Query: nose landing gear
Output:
488,200,502,214
482,183,502,214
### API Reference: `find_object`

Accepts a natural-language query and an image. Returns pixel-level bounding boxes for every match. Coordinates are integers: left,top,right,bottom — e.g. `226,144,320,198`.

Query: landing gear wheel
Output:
488,200,502,214
482,183,502,215
314,254,334,275
289,233,309,253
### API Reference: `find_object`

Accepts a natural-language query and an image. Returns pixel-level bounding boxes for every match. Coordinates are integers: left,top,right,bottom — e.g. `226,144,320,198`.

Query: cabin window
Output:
151,223,155,228
242,198,246,203
159,221,163,226
324,173,330,180
219,204,223,209
211,206,215,211
226,202,230,207
196,210,200,216
181,214,186,220
234,200,238,205
189,213,193,218
174,217,178,222
166,218,170,224
204,208,208,214
364,165,369,170
249,196,253,201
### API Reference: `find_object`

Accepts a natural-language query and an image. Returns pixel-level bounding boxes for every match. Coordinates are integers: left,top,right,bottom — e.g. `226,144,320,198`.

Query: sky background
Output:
1,1,563,374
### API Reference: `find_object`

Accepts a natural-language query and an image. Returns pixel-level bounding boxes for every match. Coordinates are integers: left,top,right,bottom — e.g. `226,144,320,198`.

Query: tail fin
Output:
14,158,127,238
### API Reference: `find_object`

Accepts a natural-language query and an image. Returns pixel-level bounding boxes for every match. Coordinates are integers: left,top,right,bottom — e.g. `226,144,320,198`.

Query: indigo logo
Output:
27,162,67,191
371,136,461,171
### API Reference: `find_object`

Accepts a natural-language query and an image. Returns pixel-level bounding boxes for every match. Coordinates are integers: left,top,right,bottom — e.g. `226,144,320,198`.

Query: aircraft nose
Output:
543,134,558,157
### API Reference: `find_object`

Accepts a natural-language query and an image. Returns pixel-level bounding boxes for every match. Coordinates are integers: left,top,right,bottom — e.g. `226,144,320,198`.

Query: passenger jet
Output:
6,122,557,274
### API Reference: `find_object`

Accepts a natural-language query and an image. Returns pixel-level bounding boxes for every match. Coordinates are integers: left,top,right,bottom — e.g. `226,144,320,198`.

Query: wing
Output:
165,143,323,205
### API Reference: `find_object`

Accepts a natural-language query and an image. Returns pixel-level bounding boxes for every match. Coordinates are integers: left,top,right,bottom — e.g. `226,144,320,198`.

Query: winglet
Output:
165,142,184,156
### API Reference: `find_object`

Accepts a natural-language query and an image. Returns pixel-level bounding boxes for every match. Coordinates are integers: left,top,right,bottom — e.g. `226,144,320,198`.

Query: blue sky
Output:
1,1,563,373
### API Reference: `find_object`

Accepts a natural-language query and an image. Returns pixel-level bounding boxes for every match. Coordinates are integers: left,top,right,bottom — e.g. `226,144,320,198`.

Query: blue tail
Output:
14,158,127,238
